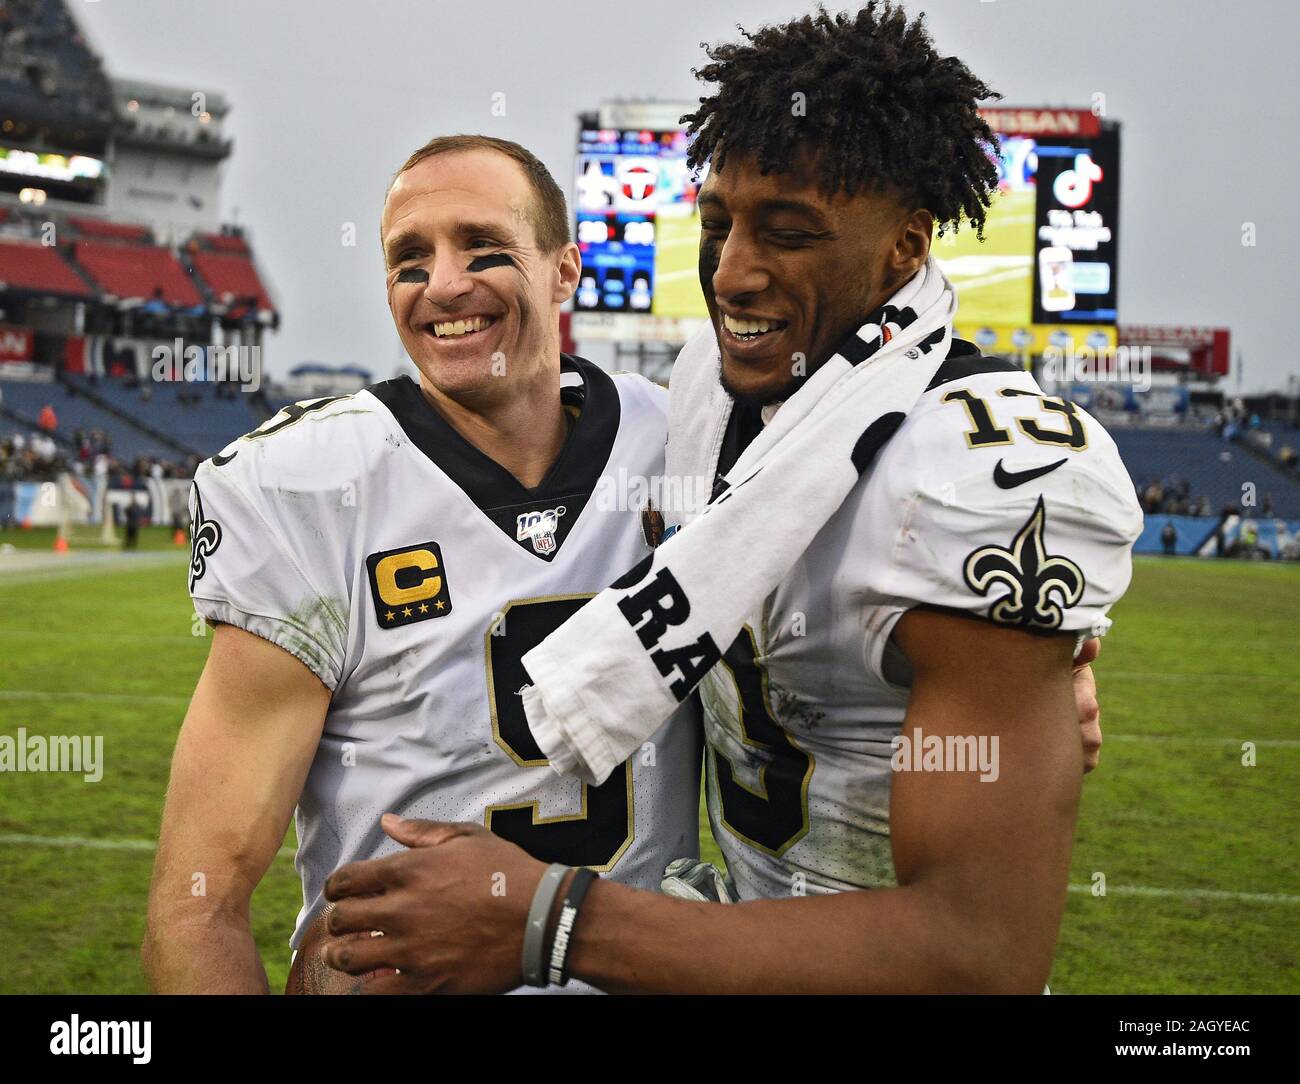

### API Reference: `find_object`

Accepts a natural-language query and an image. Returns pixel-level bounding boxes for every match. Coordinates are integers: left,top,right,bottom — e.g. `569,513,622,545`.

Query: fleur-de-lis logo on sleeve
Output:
188,484,223,592
963,496,1084,630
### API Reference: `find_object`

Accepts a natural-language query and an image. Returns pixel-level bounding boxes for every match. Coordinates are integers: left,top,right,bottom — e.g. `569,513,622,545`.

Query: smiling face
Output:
697,147,933,403
382,149,579,407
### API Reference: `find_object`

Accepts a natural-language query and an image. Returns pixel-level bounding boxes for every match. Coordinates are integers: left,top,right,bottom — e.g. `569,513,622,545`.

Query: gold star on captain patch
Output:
435,599,447,610
418,603,429,613
385,611,396,622
402,606,413,618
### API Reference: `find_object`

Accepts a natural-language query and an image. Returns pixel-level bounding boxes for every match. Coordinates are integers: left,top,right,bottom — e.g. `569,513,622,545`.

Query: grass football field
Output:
1,528,1296,993
932,187,1036,326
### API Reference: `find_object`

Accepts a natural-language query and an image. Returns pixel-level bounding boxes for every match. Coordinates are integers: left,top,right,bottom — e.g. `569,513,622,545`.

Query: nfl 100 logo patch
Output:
516,505,566,555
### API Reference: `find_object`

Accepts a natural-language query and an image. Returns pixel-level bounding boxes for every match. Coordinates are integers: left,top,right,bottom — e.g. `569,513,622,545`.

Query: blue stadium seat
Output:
1111,426,1300,519
0,377,173,460
79,378,260,456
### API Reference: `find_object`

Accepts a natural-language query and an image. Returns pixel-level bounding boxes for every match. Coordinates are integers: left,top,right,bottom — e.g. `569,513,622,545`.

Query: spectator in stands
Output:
142,287,169,317
32,432,57,464
1238,520,1263,559
1213,516,1228,558
37,402,57,432
91,451,108,516
1161,521,1177,556
123,498,140,550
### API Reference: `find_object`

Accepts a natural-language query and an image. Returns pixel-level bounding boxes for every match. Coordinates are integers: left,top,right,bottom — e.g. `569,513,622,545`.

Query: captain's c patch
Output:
365,540,453,628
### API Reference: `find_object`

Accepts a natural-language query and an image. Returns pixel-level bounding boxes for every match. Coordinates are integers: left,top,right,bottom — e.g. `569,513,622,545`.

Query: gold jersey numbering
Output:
483,596,634,872
943,387,1089,451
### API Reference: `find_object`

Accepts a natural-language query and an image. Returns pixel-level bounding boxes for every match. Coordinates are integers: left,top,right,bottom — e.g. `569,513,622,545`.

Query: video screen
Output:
573,127,704,317
934,126,1120,331
573,115,1120,346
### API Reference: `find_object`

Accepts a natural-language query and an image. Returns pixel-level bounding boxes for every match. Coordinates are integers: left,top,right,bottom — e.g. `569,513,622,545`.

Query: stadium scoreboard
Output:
571,105,707,343
571,102,1120,357
0,143,106,204
942,106,1121,357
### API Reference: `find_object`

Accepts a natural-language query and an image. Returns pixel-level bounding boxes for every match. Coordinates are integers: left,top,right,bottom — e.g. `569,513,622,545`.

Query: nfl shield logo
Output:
516,505,567,555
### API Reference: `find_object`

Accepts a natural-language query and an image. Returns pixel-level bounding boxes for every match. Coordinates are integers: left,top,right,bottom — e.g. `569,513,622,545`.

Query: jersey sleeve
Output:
188,459,349,690
858,386,1144,679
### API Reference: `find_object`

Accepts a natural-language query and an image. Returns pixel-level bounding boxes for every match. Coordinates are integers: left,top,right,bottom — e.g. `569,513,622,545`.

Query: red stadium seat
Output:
191,249,274,312
198,232,251,255
68,217,154,243
72,240,203,306
0,239,94,297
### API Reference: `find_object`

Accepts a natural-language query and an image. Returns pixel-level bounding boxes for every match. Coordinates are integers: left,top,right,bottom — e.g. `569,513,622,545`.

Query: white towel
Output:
523,258,958,784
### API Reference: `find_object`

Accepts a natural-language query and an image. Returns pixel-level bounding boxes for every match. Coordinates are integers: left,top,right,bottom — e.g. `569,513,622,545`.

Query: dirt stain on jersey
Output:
768,681,826,732
280,595,349,680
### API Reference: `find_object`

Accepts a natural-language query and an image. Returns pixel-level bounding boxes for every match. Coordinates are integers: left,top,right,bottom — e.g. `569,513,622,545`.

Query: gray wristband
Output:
522,863,569,987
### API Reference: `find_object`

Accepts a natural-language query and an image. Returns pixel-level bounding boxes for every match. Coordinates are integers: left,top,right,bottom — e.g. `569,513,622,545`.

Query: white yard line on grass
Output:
0,690,190,704
1107,734,1300,747
0,833,295,860
5,696,1294,744
1104,671,1300,683
0,833,1293,902
0,550,188,587
0,628,199,644
1066,883,1300,905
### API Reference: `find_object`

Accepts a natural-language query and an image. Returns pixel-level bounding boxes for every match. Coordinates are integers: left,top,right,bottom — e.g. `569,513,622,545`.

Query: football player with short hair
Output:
319,4,1139,993
142,135,701,993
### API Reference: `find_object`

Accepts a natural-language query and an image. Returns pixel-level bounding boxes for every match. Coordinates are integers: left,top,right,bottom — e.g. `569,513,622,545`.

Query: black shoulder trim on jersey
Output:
851,411,906,476
925,339,1022,392
366,354,620,562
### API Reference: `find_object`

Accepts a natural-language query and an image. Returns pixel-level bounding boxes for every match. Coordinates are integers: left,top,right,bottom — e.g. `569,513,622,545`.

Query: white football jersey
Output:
666,331,1143,902
188,357,701,956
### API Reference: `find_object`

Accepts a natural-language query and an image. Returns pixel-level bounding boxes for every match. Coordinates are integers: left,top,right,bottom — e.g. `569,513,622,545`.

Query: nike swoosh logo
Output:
993,457,1067,489
211,450,239,466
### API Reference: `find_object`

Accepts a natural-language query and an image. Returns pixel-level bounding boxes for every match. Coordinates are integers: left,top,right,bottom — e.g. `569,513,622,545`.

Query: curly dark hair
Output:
682,2,1001,237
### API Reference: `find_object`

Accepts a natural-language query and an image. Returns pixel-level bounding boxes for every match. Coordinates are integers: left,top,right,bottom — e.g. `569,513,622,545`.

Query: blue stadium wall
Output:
1136,514,1300,557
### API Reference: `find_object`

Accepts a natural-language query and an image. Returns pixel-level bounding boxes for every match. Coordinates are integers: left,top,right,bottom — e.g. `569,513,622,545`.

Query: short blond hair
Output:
392,134,569,252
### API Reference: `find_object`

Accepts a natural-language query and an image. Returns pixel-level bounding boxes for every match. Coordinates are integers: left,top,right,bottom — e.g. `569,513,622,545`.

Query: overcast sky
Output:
75,0,1298,392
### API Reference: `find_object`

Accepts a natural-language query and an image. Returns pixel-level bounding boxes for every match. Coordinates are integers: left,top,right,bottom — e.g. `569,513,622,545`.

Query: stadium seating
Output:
1111,426,1300,518
70,240,203,306
1246,420,1300,465
76,376,259,456
68,217,153,243
0,376,174,460
0,239,94,298
196,231,250,255
0,0,115,129
190,248,275,311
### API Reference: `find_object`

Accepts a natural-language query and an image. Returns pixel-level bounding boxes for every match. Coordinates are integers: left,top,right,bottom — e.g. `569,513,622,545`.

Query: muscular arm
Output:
142,623,330,993
321,609,1085,993
562,608,1082,993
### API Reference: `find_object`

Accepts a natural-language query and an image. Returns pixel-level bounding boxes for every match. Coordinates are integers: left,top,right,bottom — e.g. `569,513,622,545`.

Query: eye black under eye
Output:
466,252,516,273
395,267,429,283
